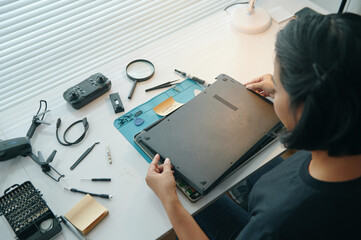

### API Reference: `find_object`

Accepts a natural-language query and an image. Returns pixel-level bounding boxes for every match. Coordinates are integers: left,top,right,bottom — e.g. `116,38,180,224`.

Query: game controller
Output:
63,73,111,109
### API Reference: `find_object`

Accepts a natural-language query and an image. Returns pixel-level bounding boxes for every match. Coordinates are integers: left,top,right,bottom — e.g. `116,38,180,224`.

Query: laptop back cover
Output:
137,74,280,194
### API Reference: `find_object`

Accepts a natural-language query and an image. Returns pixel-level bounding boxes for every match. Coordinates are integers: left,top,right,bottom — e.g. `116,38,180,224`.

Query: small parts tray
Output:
0,181,62,240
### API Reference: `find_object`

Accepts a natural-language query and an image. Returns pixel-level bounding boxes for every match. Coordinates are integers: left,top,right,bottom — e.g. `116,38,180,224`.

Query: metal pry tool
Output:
106,146,112,164
145,79,179,92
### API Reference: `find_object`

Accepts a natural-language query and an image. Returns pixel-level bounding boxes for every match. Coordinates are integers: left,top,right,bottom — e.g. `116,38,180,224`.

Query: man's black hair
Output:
275,13,361,156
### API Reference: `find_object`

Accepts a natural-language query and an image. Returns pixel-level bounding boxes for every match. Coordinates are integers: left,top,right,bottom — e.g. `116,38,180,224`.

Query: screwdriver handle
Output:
190,76,205,85
92,178,111,182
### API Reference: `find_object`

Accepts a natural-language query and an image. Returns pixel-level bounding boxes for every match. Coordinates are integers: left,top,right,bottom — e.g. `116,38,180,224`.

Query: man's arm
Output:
163,195,208,240
146,154,208,240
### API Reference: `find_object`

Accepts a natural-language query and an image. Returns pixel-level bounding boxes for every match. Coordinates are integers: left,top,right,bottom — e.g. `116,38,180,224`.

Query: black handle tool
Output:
81,178,111,182
174,69,206,85
64,187,113,199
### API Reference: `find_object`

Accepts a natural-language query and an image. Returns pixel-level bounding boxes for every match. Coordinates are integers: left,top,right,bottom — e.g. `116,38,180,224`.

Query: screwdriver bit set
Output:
0,181,62,240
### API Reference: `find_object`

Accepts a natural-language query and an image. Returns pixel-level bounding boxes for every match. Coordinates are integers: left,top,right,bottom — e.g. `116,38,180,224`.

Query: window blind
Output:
0,0,237,112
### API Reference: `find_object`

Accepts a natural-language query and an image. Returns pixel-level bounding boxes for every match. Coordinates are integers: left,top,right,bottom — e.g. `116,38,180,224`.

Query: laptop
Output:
135,74,282,201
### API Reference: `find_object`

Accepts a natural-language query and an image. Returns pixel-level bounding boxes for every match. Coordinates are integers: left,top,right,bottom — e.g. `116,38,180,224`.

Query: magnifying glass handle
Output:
128,80,138,99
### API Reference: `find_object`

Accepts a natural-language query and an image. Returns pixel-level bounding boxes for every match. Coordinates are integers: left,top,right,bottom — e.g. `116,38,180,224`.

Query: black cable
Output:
224,2,249,12
56,117,89,146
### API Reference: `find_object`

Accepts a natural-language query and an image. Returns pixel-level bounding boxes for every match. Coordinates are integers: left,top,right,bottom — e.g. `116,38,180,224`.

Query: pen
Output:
64,187,113,199
60,215,88,240
81,178,111,182
70,142,100,170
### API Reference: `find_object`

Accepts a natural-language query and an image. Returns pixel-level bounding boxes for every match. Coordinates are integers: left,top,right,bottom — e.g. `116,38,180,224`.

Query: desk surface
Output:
0,1,326,239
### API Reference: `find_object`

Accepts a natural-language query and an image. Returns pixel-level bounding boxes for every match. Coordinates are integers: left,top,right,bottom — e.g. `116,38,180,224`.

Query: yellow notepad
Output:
65,194,109,235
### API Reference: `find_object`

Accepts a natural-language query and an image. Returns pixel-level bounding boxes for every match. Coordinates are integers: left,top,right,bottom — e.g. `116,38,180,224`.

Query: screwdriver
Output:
174,69,206,85
81,178,111,182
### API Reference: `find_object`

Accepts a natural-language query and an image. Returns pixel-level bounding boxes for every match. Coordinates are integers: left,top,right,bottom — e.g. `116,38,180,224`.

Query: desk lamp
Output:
230,0,271,34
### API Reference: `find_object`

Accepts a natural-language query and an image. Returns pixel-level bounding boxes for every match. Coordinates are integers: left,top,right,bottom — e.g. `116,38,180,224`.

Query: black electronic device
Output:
109,92,124,113
63,73,112,109
0,181,62,240
0,137,32,161
135,74,282,201
0,100,65,182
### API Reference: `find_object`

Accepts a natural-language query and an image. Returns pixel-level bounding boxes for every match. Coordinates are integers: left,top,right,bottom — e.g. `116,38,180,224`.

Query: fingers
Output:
244,74,273,87
149,154,160,172
244,74,275,98
246,82,263,91
244,76,263,86
149,155,173,175
163,158,172,172
151,153,160,165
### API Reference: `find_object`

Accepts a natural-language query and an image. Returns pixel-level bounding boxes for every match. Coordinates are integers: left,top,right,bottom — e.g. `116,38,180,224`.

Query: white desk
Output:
0,1,327,239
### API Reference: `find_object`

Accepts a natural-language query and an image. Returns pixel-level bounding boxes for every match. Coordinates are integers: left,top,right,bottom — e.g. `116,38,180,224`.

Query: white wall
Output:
348,0,361,14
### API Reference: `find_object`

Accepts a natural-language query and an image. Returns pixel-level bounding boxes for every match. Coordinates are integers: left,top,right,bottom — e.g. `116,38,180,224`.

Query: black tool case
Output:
0,181,62,240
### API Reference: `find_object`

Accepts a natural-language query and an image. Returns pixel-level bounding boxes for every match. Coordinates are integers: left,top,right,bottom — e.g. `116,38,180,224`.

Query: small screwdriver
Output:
175,69,206,85
81,178,111,182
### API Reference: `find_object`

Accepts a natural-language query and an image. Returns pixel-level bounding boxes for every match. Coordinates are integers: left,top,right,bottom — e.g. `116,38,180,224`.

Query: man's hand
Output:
145,154,209,240
245,74,275,98
145,154,178,205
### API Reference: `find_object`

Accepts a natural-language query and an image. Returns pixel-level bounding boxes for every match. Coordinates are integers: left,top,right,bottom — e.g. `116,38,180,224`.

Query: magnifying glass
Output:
126,59,155,99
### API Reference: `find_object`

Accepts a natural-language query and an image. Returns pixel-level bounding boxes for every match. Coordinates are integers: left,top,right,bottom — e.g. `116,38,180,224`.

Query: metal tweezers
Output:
145,80,179,92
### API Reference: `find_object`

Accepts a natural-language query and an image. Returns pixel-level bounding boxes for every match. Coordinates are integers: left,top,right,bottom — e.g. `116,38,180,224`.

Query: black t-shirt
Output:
237,151,361,240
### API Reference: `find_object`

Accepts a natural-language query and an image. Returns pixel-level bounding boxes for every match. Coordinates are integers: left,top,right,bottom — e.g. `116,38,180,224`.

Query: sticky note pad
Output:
65,194,109,235
153,96,183,116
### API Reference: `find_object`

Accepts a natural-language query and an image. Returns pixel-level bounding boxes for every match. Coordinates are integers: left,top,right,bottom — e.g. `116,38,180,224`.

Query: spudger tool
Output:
64,187,113,199
70,142,100,170
106,146,112,164
145,79,179,92
174,69,206,85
